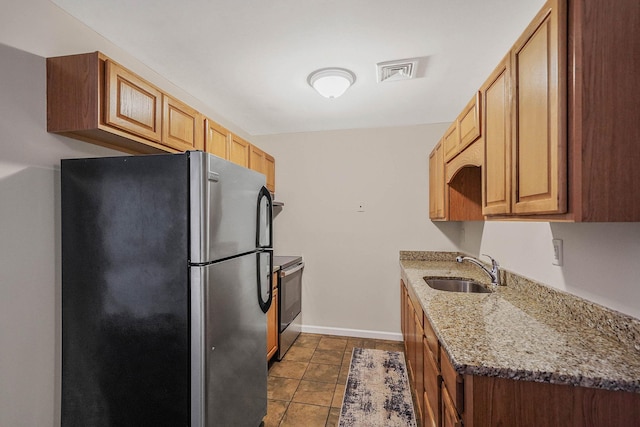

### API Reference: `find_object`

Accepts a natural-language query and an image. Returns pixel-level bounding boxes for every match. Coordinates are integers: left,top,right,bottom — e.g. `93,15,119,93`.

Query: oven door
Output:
279,262,304,332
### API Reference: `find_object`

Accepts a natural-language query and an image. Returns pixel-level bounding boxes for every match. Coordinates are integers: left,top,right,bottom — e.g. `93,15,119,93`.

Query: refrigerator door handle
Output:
256,186,273,249
257,251,273,313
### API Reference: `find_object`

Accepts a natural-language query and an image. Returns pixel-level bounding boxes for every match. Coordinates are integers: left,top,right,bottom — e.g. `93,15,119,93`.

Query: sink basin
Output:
423,277,492,293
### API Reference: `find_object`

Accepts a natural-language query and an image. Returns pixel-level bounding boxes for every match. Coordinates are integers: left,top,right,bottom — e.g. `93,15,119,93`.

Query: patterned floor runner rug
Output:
339,348,417,427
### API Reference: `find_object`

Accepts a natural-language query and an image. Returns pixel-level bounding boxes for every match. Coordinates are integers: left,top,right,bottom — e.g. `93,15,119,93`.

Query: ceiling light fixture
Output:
307,68,356,99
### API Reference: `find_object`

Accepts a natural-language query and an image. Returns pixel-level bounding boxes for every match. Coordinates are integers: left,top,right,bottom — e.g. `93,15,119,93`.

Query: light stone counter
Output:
400,251,640,393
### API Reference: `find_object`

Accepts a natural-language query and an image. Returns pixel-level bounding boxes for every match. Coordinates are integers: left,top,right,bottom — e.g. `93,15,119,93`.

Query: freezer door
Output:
190,152,268,263
190,252,270,426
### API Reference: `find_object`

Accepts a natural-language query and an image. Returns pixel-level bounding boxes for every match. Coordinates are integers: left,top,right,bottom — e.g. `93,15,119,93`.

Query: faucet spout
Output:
456,254,501,286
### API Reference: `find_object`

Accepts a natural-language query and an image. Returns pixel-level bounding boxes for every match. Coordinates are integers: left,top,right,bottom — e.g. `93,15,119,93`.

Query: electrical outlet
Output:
356,201,365,212
552,239,563,266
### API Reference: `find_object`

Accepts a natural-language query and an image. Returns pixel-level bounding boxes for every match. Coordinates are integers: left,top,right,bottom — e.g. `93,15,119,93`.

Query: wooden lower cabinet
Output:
401,280,424,422
401,280,640,427
464,374,640,426
423,338,440,427
441,384,462,427
406,298,416,378
266,271,278,361
414,312,425,422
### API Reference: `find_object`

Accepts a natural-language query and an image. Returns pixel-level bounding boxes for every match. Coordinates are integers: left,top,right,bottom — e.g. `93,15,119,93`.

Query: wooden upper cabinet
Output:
48,51,206,154
250,144,277,193
568,0,640,221
204,118,229,159
105,60,162,143
249,144,266,175
511,0,566,215
229,134,250,168
443,122,459,162
429,142,446,220
162,95,203,152
457,92,481,152
264,153,276,194
482,55,512,216
47,52,170,154
443,93,481,163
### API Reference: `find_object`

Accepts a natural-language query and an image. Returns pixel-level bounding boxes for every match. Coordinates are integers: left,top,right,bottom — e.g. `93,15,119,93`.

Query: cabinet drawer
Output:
440,347,464,413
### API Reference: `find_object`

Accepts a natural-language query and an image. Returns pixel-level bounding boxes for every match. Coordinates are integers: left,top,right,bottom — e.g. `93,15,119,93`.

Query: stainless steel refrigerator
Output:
61,151,273,427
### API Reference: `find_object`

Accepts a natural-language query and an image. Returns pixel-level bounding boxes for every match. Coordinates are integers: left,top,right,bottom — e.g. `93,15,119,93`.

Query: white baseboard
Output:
301,325,402,342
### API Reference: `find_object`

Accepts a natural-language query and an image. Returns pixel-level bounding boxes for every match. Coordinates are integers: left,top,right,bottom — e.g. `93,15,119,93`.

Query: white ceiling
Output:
51,0,544,136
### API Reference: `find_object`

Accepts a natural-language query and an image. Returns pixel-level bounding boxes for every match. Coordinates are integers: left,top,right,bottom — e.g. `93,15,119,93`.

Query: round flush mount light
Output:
307,68,356,99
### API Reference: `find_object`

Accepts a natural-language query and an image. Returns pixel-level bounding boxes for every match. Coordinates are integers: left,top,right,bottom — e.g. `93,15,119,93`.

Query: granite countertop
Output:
400,251,640,393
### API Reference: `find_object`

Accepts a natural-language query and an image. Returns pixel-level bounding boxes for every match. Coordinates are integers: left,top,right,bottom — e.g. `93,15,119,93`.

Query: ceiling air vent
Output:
377,58,419,83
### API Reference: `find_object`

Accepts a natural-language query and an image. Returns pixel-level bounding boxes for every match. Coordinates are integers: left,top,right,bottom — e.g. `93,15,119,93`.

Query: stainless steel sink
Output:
423,277,492,293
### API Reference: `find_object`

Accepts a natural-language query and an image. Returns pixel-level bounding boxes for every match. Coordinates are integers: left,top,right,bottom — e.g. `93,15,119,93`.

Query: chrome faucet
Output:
456,254,501,286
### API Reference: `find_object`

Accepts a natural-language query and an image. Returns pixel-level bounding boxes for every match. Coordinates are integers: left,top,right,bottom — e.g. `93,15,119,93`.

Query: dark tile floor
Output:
263,333,405,427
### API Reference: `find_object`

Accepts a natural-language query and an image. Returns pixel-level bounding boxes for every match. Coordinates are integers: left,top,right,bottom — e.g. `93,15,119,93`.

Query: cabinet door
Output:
458,92,481,152
400,281,406,338
249,144,266,174
441,384,462,427
423,338,440,427
105,60,162,142
162,95,204,152
443,122,460,162
266,280,278,361
414,312,425,423
204,118,229,159
229,134,250,168
511,0,566,214
265,153,276,194
429,143,446,220
483,55,512,215
406,298,416,381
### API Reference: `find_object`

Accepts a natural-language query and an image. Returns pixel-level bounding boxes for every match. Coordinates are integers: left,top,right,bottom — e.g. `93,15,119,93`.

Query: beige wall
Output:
461,221,640,319
0,0,249,424
0,44,120,427
254,124,459,338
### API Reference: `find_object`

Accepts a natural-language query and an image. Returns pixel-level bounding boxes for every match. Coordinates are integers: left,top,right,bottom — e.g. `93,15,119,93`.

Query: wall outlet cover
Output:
552,238,563,266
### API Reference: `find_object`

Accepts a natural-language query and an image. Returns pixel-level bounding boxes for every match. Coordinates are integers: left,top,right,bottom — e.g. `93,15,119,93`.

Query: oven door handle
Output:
280,262,304,278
